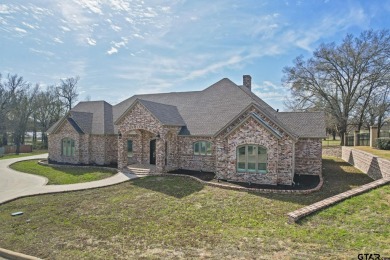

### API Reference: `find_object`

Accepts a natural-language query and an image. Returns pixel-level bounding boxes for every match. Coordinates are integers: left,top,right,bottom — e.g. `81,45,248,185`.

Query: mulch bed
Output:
168,169,320,191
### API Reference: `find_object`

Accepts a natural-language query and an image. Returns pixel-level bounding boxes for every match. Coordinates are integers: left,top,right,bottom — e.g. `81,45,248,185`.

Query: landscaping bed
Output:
168,169,320,190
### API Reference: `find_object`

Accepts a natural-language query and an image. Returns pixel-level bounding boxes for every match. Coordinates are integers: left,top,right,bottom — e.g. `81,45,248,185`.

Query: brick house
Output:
47,76,326,185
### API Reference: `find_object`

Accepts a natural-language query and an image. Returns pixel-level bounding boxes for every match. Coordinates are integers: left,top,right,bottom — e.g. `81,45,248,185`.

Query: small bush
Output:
376,137,390,150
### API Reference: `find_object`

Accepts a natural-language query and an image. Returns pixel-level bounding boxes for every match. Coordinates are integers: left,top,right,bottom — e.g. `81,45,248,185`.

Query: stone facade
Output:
214,108,295,185
295,138,322,175
48,120,117,166
49,101,323,186
342,146,390,180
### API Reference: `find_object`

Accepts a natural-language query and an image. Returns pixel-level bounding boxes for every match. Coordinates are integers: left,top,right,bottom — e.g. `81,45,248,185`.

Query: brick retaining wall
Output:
322,146,341,158
342,146,390,180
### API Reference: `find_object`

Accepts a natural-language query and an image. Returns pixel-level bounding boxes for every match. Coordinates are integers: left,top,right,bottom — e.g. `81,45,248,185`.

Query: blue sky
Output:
1,0,389,110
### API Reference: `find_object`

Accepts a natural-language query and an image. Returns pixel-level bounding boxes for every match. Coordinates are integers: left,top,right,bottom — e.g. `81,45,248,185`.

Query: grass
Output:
0,150,48,160
0,157,387,259
9,160,116,185
353,146,390,160
322,139,341,146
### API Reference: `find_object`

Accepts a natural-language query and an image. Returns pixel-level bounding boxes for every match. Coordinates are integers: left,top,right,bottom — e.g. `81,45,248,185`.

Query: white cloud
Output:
77,0,103,15
14,27,27,33
53,37,63,43
22,22,37,30
29,48,54,56
0,4,11,14
111,25,121,32
107,46,118,55
86,37,96,45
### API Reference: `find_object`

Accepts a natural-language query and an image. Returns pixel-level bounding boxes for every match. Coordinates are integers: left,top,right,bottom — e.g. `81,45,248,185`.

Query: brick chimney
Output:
243,75,251,91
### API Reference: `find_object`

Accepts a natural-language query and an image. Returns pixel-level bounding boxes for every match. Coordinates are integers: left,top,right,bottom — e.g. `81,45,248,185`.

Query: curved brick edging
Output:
141,173,324,194
0,247,41,260
287,177,390,223
37,160,118,173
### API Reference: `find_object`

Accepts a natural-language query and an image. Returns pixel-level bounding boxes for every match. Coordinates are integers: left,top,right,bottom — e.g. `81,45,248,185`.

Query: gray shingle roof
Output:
48,77,326,138
276,112,326,138
138,99,186,126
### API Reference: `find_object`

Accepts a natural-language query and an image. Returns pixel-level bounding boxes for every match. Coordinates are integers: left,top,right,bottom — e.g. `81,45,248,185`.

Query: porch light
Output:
118,131,122,138
156,132,160,139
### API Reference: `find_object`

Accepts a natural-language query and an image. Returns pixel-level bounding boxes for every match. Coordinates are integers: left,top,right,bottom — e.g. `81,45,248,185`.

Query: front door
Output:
150,139,156,165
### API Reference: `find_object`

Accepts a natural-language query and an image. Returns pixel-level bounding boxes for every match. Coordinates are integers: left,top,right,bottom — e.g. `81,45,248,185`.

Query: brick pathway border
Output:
287,177,390,223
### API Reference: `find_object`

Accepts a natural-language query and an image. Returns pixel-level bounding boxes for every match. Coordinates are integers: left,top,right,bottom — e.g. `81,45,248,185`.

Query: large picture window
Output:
193,141,212,156
62,138,75,157
236,145,267,174
127,140,133,157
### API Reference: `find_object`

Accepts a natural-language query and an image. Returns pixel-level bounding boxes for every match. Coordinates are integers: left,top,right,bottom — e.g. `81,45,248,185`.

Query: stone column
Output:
370,126,378,148
353,130,359,146
156,137,165,173
117,136,127,170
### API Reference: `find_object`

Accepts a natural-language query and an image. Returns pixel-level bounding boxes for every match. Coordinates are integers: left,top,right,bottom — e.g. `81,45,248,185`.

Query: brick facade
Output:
295,138,322,175
48,102,323,186
48,120,117,165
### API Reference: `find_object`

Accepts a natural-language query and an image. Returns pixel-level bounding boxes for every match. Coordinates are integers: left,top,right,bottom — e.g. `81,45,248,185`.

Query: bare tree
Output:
283,30,390,145
57,76,79,112
33,86,65,147
0,74,26,146
9,84,38,154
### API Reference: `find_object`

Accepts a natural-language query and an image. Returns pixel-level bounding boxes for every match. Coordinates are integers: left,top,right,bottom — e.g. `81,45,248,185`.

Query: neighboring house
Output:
47,75,326,185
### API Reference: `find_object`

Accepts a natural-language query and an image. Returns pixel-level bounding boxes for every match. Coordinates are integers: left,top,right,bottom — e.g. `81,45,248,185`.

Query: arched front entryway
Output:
118,129,161,170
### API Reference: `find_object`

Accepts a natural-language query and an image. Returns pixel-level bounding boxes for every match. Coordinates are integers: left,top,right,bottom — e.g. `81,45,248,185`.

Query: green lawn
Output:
0,150,48,160
0,157,387,259
322,139,341,146
9,160,116,184
353,146,390,160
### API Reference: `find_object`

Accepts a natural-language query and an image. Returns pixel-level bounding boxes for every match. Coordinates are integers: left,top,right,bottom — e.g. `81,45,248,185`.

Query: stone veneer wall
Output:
322,146,342,158
48,120,82,164
177,136,216,172
295,138,322,175
217,117,294,185
342,146,390,180
48,120,117,166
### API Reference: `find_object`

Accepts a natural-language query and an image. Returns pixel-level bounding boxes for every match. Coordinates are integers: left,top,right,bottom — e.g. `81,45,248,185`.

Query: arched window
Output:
237,145,267,174
193,141,212,156
62,138,75,157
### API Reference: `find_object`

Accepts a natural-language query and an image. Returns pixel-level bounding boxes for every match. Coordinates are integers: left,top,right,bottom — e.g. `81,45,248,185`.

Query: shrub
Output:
376,137,390,150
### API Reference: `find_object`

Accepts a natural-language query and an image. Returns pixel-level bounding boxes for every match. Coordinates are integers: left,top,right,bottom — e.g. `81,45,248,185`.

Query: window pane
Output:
71,141,75,156
127,140,133,157
258,163,267,173
62,140,66,155
206,142,212,155
247,145,257,172
194,142,200,155
258,146,266,154
237,146,246,172
200,141,206,155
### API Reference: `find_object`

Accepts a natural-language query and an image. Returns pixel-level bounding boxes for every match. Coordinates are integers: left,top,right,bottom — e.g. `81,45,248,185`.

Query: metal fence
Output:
345,135,354,146
357,133,370,146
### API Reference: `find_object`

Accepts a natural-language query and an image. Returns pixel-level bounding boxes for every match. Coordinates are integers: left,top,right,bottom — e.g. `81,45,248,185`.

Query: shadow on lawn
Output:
130,175,205,199
255,158,374,206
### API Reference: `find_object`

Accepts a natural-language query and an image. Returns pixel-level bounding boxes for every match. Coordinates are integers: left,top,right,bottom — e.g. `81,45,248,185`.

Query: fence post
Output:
344,133,348,146
370,126,378,148
354,131,359,146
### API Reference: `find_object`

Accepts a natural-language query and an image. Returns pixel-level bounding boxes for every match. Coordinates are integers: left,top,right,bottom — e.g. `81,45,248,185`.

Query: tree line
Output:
283,29,390,145
0,74,79,152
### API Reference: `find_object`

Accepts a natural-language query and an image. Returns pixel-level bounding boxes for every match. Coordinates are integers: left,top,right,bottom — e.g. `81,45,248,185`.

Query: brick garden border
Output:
137,172,324,195
287,177,390,223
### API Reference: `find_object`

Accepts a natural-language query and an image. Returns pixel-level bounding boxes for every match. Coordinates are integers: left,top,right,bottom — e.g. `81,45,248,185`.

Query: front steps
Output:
125,164,156,175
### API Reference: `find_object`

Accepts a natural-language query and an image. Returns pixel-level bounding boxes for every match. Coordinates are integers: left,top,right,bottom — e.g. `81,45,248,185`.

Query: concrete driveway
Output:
0,154,48,203
0,154,137,205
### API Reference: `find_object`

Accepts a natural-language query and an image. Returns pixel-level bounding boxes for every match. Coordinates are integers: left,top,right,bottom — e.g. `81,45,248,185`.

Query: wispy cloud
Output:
86,37,96,46
14,27,27,33
107,46,118,55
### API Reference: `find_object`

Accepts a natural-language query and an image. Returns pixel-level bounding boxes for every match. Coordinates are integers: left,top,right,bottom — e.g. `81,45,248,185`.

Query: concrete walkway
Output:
0,154,137,205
